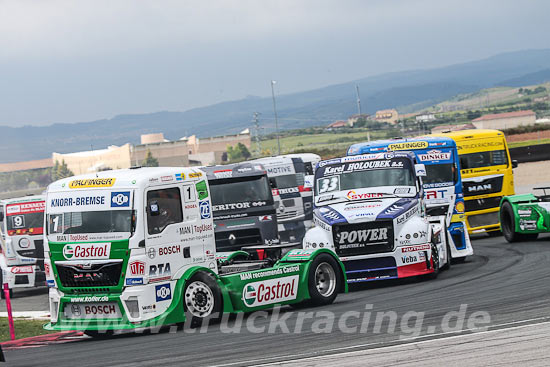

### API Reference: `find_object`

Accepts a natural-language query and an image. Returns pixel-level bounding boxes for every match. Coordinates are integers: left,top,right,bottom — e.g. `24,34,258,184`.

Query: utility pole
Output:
271,80,281,155
355,85,362,116
253,112,261,155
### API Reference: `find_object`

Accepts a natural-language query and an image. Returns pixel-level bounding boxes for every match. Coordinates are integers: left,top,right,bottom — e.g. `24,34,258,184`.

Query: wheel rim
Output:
315,262,337,297
185,281,215,318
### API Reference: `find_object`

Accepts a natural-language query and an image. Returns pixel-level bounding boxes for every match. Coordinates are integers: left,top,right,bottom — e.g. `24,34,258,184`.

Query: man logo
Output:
111,192,130,207
147,248,156,259
71,304,81,316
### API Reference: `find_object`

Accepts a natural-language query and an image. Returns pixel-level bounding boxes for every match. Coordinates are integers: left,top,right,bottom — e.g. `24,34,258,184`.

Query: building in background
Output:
53,144,133,175
416,113,436,123
374,109,399,124
471,110,536,129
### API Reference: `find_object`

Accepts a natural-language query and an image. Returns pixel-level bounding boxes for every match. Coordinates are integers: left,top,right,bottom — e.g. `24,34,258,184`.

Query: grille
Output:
468,212,499,228
17,239,45,259
332,221,394,257
463,176,503,197
56,262,123,288
278,210,299,220
465,196,502,212
344,257,398,283
215,228,263,252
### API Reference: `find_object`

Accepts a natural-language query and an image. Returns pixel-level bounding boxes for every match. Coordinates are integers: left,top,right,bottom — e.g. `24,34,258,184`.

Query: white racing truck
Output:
0,195,46,298
302,152,450,283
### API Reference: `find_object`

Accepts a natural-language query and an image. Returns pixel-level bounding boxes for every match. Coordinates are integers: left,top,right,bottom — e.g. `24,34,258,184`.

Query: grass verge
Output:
0,317,54,342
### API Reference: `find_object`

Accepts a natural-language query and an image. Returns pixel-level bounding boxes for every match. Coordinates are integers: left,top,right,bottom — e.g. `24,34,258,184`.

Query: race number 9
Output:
12,215,25,228
317,176,339,194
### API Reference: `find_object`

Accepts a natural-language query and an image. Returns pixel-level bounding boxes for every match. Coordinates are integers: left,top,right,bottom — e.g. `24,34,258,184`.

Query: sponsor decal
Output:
237,167,253,173
259,215,272,221
460,141,504,150
388,141,428,150
185,203,198,209
401,255,418,264
69,178,116,189
71,295,109,303
239,265,300,281
47,279,55,287
161,175,174,182
344,203,382,210
518,208,532,217
147,247,156,259
129,260,145,276
313,215,331,231
155,283,172,302
426,189,448,199
196,181,209,200
267,166,292,174
6,201,45,215
347,191,384,200
519,220,537,231
278,187,299,195
50,196,106,208
11,266,33,274
394,187,412,195
212,201,266,211
125,278,144,285
213,169,232,179
158,245,181,256
189,172,202,178
141,304,157,314
44,262,51,276
81,304,117,316
401,244,431,252
337,228,388,244
199,201,211,219
62,243,111,260
242,275,299,307
111,191,130,207
396,206,419,224
149,263,171,282
175,173,185,181
424,182,454,189
418,150,451,161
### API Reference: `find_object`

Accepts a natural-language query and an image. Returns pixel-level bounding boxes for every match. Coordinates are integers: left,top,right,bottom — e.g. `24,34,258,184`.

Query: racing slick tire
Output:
183,271,223,328
500,202,539,243
0,272,13,299
306,254,342,307
441,234,452,271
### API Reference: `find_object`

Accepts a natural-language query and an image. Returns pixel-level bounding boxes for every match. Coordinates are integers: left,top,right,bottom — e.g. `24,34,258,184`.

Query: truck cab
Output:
43,168,345,334
303,152,449,283
0,195,46,297
201,163,279,252
348,137,473,260
250,155,318,244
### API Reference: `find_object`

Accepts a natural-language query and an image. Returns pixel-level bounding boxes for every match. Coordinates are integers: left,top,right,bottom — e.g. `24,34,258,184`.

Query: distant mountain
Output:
2,48,550,163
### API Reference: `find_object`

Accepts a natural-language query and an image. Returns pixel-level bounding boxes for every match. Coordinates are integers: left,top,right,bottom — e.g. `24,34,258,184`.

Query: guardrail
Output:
509,143,550,163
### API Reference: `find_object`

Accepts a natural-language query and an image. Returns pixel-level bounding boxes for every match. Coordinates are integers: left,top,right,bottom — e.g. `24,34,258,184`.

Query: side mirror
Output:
414,164,427,177
149,201,160,216
512,160,518,168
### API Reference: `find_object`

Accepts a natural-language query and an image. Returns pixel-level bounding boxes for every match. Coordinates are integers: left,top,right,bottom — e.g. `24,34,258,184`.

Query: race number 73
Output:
317,176,339,194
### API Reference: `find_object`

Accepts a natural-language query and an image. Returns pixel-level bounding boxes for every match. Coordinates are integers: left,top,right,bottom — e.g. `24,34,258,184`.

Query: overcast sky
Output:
1,0,549,127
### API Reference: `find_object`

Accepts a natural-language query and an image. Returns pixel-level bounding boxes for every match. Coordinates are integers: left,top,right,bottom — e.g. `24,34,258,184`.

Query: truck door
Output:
144,184,204,283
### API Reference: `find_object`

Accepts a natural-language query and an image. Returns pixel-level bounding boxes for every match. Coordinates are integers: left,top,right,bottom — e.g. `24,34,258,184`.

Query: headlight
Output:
19,238,31,248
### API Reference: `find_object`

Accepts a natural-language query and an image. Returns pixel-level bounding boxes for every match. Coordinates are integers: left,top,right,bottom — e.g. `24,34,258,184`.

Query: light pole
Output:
271,80,281,155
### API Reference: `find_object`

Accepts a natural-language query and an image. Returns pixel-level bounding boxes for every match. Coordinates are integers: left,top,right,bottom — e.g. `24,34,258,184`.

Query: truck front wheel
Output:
183,272,222,328
307,254,341,306
501,202,539,243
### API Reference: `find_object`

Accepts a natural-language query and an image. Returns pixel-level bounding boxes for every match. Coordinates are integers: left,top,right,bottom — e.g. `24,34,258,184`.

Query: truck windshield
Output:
316,167,415,195
6,212,44,232
47,210,134,235
210,175,272,206
272,174,304,189
423,163,456,185
460,150,508,169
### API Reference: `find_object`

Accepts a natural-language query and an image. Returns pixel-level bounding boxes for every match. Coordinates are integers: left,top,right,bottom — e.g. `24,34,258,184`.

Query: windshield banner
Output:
6,201,45,216
47,190,132,213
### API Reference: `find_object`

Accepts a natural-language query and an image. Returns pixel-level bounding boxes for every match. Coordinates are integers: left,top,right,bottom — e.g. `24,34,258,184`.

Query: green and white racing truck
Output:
43,168,346,335
499,187,550,242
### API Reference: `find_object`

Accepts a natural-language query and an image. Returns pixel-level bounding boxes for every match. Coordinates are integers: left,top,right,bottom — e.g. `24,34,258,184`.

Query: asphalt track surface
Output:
4,234,550,366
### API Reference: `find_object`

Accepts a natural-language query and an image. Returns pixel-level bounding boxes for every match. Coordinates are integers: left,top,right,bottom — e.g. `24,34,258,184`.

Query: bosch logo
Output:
111,192,130,207
155,283,172,301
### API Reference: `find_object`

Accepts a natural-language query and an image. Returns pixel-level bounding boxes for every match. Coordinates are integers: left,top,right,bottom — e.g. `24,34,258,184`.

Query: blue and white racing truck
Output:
348,137,473,261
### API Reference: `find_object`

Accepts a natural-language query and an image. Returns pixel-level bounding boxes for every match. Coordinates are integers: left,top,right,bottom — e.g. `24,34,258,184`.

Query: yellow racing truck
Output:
431,129,516,235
